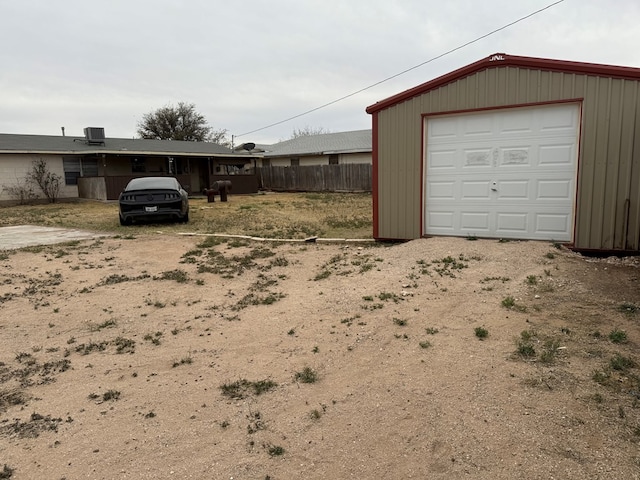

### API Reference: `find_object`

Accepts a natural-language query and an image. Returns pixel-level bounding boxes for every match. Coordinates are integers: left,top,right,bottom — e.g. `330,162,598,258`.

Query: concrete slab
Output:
0,225,109,250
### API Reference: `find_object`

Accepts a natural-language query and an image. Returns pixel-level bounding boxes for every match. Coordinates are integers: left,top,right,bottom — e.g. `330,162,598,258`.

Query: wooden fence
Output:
258,164,372,192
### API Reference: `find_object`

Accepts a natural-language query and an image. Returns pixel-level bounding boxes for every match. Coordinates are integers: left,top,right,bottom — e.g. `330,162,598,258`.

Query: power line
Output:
237,0,565,138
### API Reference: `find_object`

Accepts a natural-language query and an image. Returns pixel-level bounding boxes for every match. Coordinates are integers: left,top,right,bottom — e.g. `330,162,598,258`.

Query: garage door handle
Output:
491,187,497,192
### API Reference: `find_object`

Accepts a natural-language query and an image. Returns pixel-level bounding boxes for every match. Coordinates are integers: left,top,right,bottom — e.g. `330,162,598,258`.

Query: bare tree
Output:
137,102,229,145
2,176,38,204
290,125,331,139
209,127,230,147
27,158,61,203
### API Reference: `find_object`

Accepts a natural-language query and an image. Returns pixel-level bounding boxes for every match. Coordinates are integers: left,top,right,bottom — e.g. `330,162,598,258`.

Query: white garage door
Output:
424,103,580,241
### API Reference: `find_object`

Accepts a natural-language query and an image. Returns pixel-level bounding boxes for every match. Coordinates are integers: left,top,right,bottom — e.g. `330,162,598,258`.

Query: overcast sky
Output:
1,0,639,145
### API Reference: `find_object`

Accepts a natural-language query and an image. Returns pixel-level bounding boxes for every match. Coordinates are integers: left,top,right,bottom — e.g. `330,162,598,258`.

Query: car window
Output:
125,177,178,191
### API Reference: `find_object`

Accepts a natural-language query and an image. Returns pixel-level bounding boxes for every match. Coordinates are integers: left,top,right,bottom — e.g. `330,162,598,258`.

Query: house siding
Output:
373,65,640,251
0,154,78,202
340,152,371,165
262,152,371,167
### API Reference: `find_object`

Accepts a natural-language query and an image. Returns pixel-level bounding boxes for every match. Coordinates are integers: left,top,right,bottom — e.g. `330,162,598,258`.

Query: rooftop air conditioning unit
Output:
84,127,105,144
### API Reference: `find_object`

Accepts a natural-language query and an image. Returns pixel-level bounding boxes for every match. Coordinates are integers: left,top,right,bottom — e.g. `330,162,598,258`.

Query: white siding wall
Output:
340,152,372,164
269,158,291,167
264,153,371,167
0,154,78,202
300,155,329,166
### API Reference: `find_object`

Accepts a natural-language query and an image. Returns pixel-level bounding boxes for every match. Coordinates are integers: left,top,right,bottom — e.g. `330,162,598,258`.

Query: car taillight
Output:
165,193,178,200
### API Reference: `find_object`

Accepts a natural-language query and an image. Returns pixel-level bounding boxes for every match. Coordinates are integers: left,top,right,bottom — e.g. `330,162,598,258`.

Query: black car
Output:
118,177,189,225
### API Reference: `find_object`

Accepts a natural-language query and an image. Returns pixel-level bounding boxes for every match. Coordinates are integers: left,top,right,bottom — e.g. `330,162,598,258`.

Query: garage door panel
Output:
538,143,575,166
462,115,494,137
460,212,491,231
501,147,531,166
425,103,579,241
496,180,529,199
498,109,535,134
540,107,578,132
428,149,458,169
461,181,491,199
428,117,458,140
464,149,493,167
537,179,572,200
427,211,456,230
428,181,456,199
496,212,528,234
535,213,571,239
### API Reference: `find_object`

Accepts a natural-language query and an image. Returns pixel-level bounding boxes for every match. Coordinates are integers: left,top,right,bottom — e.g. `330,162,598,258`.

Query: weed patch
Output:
155,269,189,283
0,390,29,413
113,337,136,354
618,302,639,315
102,389,121,401
231,292,285,311
610,354,636,371
220,379,278,399
75,341,108,355
0,464,14,479
474,327,489,340
431,255,469,278
516,330,537,359
609,329,628,344
89,319,117,331
294,366,318,384
0,413,64,439
267,444,285,457
502,296,527,312
172,354,193,367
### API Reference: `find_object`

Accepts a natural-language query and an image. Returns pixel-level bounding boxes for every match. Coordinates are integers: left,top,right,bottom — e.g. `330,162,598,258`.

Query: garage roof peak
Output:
366,53,640,114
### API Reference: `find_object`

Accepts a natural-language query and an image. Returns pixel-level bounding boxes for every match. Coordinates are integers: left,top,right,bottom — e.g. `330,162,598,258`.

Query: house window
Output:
329,154,339,165
131,157,146,173
63,157,99,185
290,157,300,166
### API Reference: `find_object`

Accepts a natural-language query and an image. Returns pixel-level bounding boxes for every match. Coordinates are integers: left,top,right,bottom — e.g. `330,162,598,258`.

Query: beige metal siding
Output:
377,100,423,239
375,66,640,250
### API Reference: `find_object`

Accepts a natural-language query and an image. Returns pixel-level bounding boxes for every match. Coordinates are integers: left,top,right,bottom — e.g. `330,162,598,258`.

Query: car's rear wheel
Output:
119,215,131,226
180,211,189,223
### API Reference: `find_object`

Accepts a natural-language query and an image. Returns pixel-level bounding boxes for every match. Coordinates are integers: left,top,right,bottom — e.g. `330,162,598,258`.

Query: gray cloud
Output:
1,0,639,144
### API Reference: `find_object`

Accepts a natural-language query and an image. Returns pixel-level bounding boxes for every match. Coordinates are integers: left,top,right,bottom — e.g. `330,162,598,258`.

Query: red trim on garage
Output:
422,98,585,120
366,53,640,114
571,101,585,247
419,115,426,237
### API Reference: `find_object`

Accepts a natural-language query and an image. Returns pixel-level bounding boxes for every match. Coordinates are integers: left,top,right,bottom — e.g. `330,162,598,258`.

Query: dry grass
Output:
0,192,373,239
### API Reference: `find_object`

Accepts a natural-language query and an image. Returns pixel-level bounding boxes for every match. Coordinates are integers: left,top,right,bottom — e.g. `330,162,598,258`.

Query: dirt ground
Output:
1,233,639,479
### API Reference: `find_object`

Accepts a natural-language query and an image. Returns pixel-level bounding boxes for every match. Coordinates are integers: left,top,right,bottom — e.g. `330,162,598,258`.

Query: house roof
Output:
0,133,234,157
366,53,640,114
261,129,371,157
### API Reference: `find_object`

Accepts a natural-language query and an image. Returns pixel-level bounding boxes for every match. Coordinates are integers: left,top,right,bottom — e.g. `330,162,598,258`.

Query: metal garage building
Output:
366,53,640,253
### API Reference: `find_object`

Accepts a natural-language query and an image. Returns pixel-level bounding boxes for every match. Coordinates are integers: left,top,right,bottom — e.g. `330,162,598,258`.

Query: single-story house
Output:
366,53,640,253
255,129,371,167
0,129,260,202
